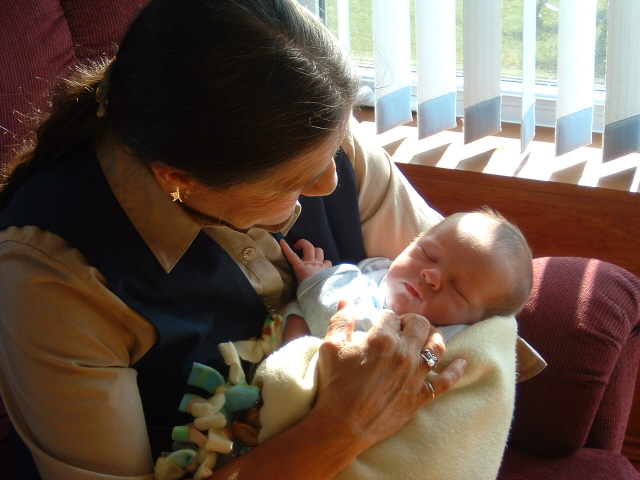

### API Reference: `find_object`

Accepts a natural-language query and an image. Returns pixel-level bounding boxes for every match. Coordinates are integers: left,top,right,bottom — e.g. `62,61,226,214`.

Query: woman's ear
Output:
149,162,195,201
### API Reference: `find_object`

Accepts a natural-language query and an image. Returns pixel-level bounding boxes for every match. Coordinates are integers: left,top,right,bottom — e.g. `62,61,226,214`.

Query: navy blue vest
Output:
0,148,365,428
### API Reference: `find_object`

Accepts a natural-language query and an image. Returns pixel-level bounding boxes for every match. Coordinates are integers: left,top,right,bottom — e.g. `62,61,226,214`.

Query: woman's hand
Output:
313,300,466,451
213,301,464,480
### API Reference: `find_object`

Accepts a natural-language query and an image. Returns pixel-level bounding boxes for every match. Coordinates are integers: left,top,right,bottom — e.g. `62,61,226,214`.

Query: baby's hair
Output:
422,207,533,319
474,207,533,319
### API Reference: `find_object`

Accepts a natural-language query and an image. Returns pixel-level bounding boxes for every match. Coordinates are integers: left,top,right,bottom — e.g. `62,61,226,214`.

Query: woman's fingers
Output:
425,358,467,399
421,324,446,361
372,311,445,372
368,311,465,405
396,313,445,360
315,305,466,451
324,299,355,343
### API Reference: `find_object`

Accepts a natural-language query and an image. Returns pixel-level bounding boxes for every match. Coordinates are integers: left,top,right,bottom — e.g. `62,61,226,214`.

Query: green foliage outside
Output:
324,0,608,85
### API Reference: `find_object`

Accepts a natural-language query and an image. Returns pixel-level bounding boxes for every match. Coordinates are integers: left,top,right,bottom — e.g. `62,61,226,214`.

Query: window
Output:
323,0,608,87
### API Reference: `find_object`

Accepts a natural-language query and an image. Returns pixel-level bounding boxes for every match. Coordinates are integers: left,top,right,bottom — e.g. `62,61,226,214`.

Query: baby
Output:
250,209,540,480
279,208,534,341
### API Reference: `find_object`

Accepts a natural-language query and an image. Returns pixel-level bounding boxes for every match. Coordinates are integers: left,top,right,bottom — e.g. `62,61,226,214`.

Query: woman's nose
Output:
301,160,337,197
421,268,441,291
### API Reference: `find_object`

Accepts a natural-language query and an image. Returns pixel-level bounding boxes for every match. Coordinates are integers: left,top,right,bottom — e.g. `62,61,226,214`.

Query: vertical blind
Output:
602,0,640,162
371,0,413,133
415,0,457,140
299,0,640,164
555,0,596,157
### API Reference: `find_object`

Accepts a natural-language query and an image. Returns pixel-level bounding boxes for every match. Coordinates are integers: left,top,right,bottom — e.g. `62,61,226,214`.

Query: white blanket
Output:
253,315,518,480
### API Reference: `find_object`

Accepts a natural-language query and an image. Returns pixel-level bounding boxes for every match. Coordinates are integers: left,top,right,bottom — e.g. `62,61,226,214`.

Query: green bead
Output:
171,425,191,442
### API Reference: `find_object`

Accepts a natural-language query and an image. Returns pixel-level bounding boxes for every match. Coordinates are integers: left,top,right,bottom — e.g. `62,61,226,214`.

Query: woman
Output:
0,0,466,478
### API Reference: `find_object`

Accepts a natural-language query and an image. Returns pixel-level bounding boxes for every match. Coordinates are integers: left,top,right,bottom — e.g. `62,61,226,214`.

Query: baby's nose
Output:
421,268,441,291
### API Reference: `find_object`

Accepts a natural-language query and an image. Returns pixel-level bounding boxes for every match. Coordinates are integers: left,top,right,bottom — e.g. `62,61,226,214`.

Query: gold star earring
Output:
170,187,186,202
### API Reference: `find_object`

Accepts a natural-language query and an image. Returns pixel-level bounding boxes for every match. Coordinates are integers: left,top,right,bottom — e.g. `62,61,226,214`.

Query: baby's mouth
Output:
405,282,423,301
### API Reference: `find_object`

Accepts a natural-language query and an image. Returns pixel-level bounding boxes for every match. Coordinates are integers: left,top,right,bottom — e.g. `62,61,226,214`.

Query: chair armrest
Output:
510,257,640,456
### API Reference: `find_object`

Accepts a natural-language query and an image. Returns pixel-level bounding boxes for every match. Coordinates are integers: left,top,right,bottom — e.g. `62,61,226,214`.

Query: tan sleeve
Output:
0,227,157,479
341,117,443,260
516,336,547,383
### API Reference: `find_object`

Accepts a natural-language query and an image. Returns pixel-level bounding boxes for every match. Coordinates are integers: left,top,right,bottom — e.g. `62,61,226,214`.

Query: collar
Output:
97,146,300,273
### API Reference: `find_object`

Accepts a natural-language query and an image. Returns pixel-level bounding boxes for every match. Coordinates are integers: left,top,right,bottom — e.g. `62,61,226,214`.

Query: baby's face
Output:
385,214,514,326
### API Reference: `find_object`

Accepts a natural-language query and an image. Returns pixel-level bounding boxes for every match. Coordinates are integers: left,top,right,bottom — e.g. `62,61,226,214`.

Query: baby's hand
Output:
280,238,333,282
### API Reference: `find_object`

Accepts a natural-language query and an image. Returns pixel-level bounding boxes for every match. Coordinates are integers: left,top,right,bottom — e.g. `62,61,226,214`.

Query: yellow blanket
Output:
253,315,518,480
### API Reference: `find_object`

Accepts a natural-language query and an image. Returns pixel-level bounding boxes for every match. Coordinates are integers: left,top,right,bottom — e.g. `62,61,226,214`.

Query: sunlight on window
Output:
324,0,608,86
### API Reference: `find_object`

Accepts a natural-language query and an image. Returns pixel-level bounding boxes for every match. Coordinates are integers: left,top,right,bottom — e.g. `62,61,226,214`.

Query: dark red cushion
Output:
59,0,145,59
511,257,640,456
499,445,640,480
0,0,145,168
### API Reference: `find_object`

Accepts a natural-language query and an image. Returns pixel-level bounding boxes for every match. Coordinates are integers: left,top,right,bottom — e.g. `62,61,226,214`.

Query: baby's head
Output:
384,208,533,326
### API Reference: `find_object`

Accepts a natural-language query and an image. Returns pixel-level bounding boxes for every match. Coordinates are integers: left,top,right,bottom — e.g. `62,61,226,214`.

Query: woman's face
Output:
184,129,344,231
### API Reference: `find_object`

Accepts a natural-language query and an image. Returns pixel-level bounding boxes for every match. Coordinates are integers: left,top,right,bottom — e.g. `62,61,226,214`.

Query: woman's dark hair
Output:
0,0,359,207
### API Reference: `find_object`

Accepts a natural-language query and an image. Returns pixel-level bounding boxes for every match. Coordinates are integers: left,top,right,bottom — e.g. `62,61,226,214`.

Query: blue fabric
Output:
296,263,380,337
0,149,365,430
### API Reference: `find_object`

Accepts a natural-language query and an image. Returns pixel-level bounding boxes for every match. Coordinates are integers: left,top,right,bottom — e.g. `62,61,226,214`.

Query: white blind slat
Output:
372,0,413,134
555,0,596,157
602,0,640,162
416,0,457,140
462,0,502,144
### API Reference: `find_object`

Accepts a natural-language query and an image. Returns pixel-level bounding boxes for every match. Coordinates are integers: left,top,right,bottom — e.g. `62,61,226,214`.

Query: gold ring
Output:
424,379,435,401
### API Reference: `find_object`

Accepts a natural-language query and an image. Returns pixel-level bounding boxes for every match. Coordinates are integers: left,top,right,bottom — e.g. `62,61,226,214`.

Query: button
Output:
243,247,256,261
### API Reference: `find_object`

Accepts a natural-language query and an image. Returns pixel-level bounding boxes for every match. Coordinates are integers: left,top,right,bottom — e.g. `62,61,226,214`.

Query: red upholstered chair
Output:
499,257,640,479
